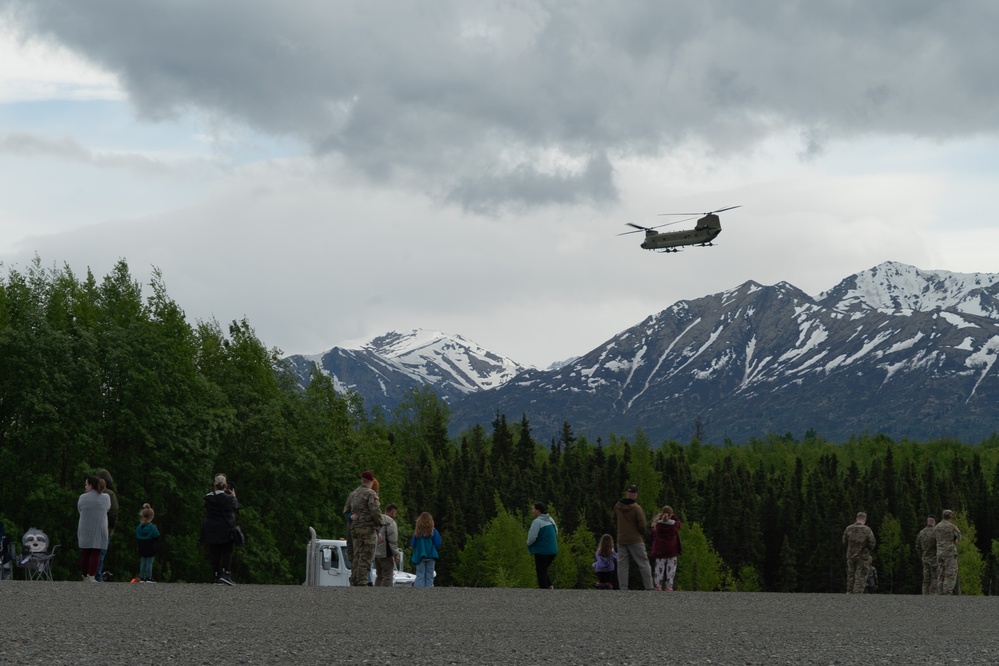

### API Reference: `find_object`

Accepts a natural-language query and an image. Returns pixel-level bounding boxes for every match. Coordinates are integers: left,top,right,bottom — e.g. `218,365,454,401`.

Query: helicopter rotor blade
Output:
652,215,699,226
617,223,652,236
657,205,741,217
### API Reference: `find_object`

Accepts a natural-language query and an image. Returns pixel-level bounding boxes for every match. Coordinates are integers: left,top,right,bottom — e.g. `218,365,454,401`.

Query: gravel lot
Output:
1,581,996,664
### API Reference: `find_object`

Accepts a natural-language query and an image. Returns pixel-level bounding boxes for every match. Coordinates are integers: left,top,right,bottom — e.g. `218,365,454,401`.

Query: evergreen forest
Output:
3,259,999,594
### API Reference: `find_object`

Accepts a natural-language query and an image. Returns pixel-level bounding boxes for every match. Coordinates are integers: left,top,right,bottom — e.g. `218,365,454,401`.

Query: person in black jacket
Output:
199,473,240,585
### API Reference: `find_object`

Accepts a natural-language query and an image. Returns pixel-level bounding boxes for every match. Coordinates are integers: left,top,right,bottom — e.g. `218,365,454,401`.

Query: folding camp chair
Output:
17,545,59,581
16,528,59,582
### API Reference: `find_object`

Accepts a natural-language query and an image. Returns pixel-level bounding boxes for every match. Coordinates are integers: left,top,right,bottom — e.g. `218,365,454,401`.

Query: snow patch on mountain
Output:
818,261,999,314
939,312,979,329
965,336,999,400
364,329,524,392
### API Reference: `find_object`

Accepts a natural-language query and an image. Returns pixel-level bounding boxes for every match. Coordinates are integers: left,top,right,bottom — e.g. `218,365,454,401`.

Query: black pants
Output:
596,570,618,589
534,553,556,589
209,542,234,579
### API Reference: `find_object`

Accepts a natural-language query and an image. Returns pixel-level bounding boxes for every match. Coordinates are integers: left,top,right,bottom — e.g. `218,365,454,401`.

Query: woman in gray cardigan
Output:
78,476,111,582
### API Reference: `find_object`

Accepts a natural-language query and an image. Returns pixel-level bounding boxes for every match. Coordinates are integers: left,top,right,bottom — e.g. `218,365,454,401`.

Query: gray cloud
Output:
0,131,179,174
7,1,999,210
446,151,616,214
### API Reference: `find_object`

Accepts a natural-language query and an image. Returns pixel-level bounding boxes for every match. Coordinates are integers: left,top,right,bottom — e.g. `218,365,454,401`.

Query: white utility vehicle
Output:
305,527,416,587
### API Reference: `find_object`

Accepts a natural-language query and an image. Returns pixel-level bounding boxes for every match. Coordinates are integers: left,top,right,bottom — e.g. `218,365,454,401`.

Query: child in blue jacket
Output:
135,503,160,583
410,512,441,588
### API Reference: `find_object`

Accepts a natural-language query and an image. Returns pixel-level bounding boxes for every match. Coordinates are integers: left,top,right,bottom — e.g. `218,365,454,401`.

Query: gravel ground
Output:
1,581,996,664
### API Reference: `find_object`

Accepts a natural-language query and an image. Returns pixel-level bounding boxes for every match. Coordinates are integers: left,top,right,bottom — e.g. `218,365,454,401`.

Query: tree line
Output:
2,259,998,593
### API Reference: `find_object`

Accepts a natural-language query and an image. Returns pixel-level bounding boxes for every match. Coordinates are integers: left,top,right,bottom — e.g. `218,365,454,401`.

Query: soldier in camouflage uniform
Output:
934,509,961,595
343,470,383,586
915,515,938,595
842,512,876,594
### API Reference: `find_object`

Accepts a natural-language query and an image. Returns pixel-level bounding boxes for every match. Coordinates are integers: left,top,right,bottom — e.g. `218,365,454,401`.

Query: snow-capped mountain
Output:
286,262,999,443
449,261,999,443
818,261,999,316
284,329,524,409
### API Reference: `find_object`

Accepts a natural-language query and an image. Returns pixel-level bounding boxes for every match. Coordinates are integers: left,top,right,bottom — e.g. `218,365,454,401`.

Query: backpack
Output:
865,565,878,592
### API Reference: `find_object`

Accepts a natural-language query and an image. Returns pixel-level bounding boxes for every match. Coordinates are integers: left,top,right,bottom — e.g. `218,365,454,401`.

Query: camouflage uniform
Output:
916,524,937,595
934,519,961,595
343,485,382,586
842,522,876,594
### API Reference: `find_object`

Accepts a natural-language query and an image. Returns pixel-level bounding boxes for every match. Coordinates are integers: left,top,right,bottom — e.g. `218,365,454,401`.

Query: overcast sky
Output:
2,1,998,367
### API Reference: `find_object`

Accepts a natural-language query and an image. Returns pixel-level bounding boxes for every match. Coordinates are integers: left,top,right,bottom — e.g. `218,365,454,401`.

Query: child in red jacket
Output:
650,505,682,591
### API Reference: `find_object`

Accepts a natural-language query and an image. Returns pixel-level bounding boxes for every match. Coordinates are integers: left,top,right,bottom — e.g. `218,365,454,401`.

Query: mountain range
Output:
284,261,999,444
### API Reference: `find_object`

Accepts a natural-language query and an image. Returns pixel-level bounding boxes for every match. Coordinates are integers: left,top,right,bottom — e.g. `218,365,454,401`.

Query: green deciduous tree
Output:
452,499,534,588
953,512,986,595
675,522,728,591
877,513,909,594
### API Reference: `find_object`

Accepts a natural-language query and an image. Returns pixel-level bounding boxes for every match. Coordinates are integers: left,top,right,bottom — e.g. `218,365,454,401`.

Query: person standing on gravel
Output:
613,484,654,591
199,473,240,585
842,512,876,594
650,505,682,592
343,470,382,586
916,515,937,595
94,469,118,583
410,511,441,588
78,475,111,582
934,509,961,595
527,502,558,589
374,504,401,587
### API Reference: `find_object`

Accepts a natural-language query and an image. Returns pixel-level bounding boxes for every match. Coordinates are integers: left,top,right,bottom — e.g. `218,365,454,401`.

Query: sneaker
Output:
665,586,673,592
217,572,235,586
656,585,662,591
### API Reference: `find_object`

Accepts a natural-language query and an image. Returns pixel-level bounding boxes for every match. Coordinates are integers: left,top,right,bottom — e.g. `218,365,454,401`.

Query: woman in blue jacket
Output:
527,502,558,589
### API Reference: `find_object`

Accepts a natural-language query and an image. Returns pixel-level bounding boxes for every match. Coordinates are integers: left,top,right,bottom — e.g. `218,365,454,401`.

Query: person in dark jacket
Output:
199,473,239,585
94,469,119,583
649,505,682,591
527,502,558,589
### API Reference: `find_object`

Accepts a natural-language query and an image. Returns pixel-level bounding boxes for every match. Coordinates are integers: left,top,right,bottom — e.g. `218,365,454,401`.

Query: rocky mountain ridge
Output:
286,261,999,443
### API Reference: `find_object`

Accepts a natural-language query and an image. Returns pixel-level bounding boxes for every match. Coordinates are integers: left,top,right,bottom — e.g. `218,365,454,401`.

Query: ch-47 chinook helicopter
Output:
618,206,741,252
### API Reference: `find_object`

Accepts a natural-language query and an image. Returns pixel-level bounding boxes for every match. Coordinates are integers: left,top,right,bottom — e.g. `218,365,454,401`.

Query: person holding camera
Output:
199,473,240,585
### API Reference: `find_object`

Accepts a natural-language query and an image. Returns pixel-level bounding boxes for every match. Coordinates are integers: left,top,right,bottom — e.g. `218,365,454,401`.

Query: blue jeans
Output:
139,556,155,580
95,548,107,582
415,558,436,587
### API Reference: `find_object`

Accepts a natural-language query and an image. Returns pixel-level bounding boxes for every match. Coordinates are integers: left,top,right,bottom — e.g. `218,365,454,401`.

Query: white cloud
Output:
0,18,121,102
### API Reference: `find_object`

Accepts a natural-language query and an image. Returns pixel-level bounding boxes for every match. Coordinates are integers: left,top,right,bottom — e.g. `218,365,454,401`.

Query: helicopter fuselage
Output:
640,213,722,251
